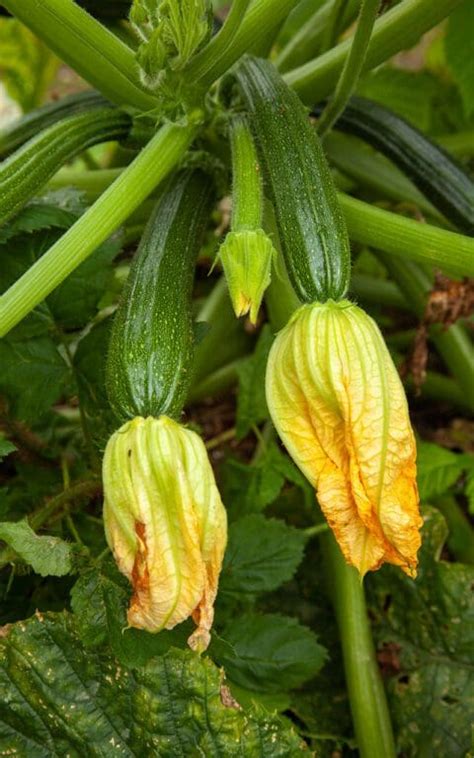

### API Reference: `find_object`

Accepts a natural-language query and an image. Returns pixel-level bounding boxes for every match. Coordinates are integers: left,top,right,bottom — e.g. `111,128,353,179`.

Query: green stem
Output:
339,193,474,277
2,0,155,112
380,255,474,409
230,116,263,230
192,278,253,383
322,533,396,758
183,0,252,82
47,168,123,199
50,166,474,275
276,0,359,72
285,0,464,104
320,0,346,53
191,0,300,90
264,211,395,757
0,123,197,338
305,522,330,538
187,358,244,404
318,0,380,137
350,273,407,310
434,495,474,565
406,370,470,411
324,132,441,220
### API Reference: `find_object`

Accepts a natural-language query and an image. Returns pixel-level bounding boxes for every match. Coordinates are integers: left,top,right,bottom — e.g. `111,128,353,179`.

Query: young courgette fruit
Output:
0,107,131,227
0,90,109,158
235,56,351,303
106,170,215,423
313,95,474,235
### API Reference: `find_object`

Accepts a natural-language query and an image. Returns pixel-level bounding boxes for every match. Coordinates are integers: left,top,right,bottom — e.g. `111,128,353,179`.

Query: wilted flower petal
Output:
266,301,422,577
103,415,227,651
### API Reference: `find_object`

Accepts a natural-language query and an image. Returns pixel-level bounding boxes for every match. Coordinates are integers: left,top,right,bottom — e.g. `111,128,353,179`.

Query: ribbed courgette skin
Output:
0,107,131,227
0,90,109,158
314,95,474,235
106,170,214,423
235,56,351,303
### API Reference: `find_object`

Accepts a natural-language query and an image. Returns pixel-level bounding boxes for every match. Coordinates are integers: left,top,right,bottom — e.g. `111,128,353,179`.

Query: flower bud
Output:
103,415,227,651
219,229,275,325
266,300,422,577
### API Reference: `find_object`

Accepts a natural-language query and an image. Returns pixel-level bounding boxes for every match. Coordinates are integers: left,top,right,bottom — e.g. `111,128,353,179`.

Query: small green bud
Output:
219,229,276,325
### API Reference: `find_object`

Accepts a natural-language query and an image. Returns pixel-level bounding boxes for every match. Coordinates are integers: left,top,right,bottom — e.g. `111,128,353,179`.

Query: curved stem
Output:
285,0,464,105
0,122,198,337
2,0,155,112
276,0,359,72
339,193,474,277
322,533,396,758
317,0,381,137
184,0,252,82
324,132,441,220
320,0,346,53
191,0,300,90
230,116,263,230
187,359,244,404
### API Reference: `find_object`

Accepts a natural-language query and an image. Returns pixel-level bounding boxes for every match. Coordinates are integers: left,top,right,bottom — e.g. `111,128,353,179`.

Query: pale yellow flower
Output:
102,415,227,651
266,300,422,577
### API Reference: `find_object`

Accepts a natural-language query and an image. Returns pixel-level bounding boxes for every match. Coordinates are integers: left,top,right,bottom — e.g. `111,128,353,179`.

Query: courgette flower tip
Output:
267,300,422,577
103,415,227,650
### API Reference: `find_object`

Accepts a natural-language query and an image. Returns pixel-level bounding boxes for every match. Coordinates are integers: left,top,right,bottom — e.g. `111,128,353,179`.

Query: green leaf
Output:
235,324,273,439
47,233,121,329
73,317,118,447
0,196,81,245
215,613,326,693
220,514,306,596
0,199,122,333
0,612,307,755
71,558,191,667
0,336,70,421
357,67,438,131
0,520,72,576
222,440,308,517
465,468,474,514
367,507,474,757
416,441,466,500
445,0,474,119
0,436,16,461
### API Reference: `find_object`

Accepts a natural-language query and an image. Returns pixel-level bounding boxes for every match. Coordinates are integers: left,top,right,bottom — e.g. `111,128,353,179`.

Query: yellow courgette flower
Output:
102,415,227,651
266,300,422,577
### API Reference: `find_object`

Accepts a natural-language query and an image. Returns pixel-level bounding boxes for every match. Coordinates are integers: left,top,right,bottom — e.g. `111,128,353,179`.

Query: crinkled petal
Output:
103,416,227,646
266,301,422,577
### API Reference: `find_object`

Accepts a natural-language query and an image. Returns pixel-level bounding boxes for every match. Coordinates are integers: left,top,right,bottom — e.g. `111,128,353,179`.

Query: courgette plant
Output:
0,0,473,756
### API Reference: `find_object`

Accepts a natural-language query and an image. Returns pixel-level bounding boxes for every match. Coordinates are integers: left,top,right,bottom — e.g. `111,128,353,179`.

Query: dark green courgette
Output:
235,56,351,303
312,95,474,235
106,170,215,422
0,107,131,227
0,90,109,158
